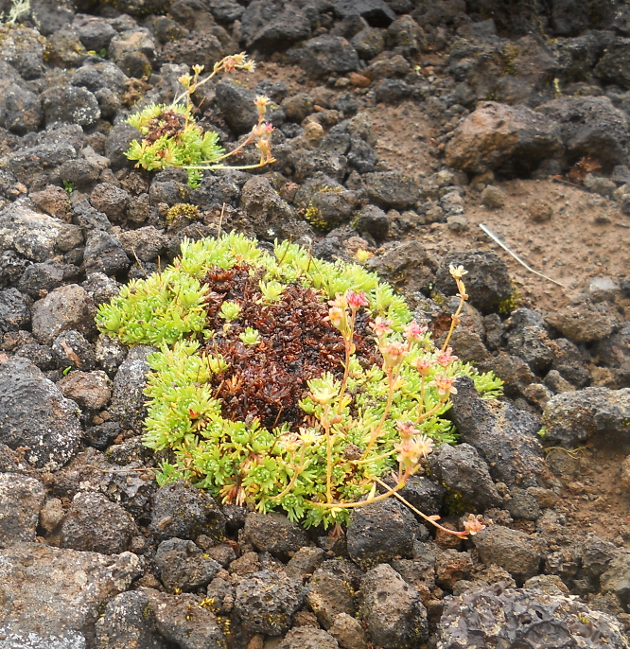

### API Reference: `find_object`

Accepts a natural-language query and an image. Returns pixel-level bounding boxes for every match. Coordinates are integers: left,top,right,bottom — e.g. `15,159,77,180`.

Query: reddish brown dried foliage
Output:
200,264,379,429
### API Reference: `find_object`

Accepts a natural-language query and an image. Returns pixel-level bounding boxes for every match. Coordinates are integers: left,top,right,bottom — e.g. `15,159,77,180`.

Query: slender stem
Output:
361,367,396,459
270,455,309,501
336,308,356,415
306,479,406,509
322,408,334,504
441,278,466,353
376,479,469,537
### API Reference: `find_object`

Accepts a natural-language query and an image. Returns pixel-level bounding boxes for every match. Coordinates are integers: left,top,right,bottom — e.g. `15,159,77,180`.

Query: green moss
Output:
498,288,519,315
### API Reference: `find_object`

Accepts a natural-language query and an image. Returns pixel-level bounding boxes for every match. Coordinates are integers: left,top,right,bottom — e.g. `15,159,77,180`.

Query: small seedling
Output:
125,54,276,188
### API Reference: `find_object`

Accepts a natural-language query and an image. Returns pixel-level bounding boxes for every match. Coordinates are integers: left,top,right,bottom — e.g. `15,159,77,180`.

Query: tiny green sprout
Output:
354,249,373,264
62,181,74,195
259,280,285,304
219,300,241,321
239,327,261,346
62,366,72,376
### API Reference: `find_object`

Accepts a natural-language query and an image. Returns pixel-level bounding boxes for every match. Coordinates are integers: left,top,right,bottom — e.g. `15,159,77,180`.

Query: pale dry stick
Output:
479,223,565,288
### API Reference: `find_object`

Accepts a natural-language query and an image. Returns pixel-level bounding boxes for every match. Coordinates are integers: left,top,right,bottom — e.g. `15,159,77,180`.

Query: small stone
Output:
446,214,469,231
234,569,303,635
0,473,45,545
61,491,136,555
528,198,554,222
620,456,630,491
155,538,221,593
481,184,506,208
329,612,368,649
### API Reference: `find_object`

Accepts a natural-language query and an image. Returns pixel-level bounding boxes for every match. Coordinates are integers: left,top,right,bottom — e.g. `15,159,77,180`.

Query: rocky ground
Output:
1,0,630,648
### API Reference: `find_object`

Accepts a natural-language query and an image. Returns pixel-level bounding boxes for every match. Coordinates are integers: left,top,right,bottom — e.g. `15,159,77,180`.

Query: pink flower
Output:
346,290,368,309
396,420,419,439
437,347,458,368
325,306,345,328
380,341,407,369
462,514,486,536
369,316,393,337
431,374,457,397
414,357,433,377
403,320,428,342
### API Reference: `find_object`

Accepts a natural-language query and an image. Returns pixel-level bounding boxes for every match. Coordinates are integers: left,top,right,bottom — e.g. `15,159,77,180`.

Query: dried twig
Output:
479,223,565,288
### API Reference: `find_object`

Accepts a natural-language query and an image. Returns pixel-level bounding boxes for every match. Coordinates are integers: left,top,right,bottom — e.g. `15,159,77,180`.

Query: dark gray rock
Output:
360,563,429,648
362,171,419,210
505,308,555,374
234,569,303,635
445,101,563,175
0,200,66,262
0,473,45,547
208,0,244,24
18,262,80,299
450,376,545,488
239,175,302,240
306,559,363,629
161,32,225,71
285,546,325,581
354,204,388,240
473,526,544,584
52,330,97,372
0,84,42,135
243,512,307,562
109,345,153,431
31,284,97,345
90,183,130,223
288,35,360,79
278,627,340,649
105,123,140,171
118,226,168,263
352,26,385,60
61,492,136,555
397,475,445,517
368,240,438,295
215,78,284,136
0,287,31,333
478,351,537,399
108,27,156,79
333,0,396,26
505,486,541,521
0,26,46,80
150,479,226,542
83,230,130,277
437,582,628,649
0,543,142,644
144,588,227,649
241,0,312,51
347,135,378,173
0,356,82,470
537,96,630,168
542,387,630,447
293,149,347,183
434,251,513,315
600,553,630,601
595,36,630,90
429,443,503,511
374,79,413,104
94,589,168,649
73,14,117,52
155,538,221,593
347,498,419,570
94,333,127,377
551,337,590,388
41,86,101,129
